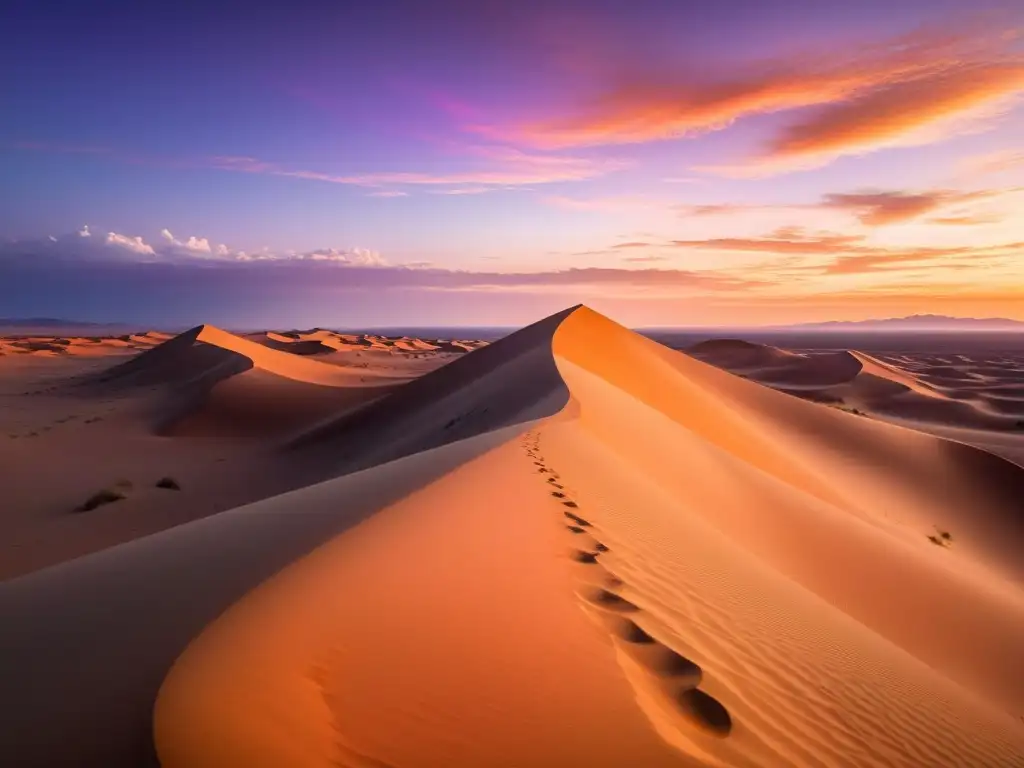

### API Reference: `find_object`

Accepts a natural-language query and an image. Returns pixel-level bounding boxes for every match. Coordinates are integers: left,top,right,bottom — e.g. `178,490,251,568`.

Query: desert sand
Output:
1,307,1023,767
689,338,1024,464
0,325,482,577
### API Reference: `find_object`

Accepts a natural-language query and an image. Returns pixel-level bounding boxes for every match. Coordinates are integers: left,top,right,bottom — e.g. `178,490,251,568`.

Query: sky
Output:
1,0,1023,328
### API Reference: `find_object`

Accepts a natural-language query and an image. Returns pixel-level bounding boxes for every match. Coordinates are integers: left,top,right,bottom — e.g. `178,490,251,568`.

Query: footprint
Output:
566,525,588,534
583,587,638,613
610,618,704,685
562,500,579,509
572,549,600,564
551,491,566,499
675,690,733,737
564,510,591,527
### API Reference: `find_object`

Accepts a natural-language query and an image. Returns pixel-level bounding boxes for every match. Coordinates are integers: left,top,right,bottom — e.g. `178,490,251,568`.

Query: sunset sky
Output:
1,0,1022,327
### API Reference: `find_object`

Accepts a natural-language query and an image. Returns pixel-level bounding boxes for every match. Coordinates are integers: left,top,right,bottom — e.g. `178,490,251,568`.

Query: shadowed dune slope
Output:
2,306,1024,768
284,305,577,475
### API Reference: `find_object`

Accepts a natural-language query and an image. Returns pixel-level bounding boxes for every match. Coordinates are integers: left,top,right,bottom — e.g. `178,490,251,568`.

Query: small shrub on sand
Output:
156,476,181,490
76,488,126,512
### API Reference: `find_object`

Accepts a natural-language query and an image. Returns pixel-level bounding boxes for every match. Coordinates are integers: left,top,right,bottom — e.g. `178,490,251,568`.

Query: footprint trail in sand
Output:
520,429,734,744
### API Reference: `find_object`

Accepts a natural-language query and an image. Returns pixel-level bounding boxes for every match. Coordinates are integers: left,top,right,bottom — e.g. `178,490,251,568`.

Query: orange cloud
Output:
678,186,1016,225
622,255,668,263
929,214,1001,225
820,189,993,225
487,23,1021,155
671,230,864,255
669,227,1023,277
758,63,1024,170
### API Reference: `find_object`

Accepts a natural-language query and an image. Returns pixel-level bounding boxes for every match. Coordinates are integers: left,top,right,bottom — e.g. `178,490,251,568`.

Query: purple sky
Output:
1,0,1022,327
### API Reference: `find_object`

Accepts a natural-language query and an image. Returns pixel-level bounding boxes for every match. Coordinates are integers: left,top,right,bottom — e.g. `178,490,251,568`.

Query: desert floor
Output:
1,309,1022,767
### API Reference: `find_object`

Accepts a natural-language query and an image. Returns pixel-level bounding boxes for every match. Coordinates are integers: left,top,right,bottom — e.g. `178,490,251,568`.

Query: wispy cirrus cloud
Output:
429,187,492,195
818,189,995,225
671,229,865,254
13,141,622,192
960,148,1024,175
723,62,1024,175
208,147,621,188
540,194,661,212
928,214,1001,225
668,227,1024,276
677,186,1018,226
475,22,1024,174
621,254,668,263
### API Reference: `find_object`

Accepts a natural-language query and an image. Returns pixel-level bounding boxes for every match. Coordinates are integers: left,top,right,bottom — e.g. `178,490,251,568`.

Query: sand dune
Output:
693,338,1024,431
1,306,1023,767
95,324,405,388
285,306,575,476
0,324,486,577
86,324,412,438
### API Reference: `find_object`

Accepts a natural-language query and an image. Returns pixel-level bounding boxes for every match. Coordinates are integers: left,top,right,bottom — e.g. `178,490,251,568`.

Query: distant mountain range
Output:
785,315,1024,332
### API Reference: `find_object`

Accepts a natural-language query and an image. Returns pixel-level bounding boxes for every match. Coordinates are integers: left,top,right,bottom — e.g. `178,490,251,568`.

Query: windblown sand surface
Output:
1,308,1023,767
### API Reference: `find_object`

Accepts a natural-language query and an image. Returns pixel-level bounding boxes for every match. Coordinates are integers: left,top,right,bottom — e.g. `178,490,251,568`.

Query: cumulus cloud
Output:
2,228,398,270
104,231,156,255
161,229,213,253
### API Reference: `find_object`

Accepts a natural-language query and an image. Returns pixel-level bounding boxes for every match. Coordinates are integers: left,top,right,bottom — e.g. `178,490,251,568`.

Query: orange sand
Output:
1,308,1023,767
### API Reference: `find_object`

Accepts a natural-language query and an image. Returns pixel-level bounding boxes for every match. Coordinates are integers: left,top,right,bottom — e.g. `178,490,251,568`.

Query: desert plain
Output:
1,305,1023,767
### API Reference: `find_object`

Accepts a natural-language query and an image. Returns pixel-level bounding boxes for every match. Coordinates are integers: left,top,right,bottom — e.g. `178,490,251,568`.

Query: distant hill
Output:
785,315,1024,332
